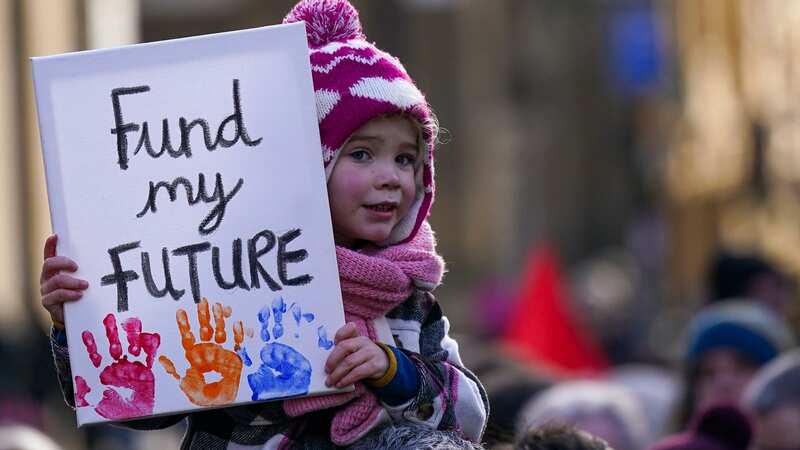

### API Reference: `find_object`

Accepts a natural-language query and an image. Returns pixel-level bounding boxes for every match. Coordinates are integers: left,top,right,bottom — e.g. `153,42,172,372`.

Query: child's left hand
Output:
324,323,388,388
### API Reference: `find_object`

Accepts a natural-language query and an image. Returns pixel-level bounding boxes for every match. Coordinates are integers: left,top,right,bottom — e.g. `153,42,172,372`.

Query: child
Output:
39,0,489,448
674,301,794,430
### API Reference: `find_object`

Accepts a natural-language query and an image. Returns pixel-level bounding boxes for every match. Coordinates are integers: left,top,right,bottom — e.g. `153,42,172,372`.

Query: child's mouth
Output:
365,203,396,213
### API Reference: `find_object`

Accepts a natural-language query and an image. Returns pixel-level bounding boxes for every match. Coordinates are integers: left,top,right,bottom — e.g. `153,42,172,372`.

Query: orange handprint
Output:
158,298,247,406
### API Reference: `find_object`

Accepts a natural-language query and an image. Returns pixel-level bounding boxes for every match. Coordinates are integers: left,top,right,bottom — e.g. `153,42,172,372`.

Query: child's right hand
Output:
40,234,88,327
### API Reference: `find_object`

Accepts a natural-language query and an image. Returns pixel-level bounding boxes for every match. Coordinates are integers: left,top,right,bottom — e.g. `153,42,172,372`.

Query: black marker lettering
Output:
110,86,150,170
218,79,262,147
141,247,185,300
278,229,312,286
198,175,243,235
247,230,281,291
212,238,250,290
100,241,141,312
172,242,211,304
109,79,262,170
136,172,243,236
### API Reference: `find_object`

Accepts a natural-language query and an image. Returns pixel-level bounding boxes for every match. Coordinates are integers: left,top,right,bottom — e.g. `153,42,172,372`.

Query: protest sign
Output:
32,22,346,426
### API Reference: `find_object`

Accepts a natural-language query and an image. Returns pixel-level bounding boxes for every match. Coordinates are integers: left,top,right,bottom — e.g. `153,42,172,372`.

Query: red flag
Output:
502,245,609,375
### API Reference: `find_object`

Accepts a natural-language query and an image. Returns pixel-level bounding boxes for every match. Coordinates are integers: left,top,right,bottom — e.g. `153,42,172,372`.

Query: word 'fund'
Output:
100,228,312,312
110,79,262,170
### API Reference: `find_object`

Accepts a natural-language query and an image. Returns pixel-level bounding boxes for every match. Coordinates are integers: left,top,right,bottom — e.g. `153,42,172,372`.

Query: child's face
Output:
328,115,419,247
695,348,758,414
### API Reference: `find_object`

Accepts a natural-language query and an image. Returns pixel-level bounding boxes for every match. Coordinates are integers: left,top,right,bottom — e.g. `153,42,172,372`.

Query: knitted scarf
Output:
283,221,444,445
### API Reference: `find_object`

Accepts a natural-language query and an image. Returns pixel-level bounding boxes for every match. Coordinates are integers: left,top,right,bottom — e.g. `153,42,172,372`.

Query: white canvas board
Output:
32,22,347,426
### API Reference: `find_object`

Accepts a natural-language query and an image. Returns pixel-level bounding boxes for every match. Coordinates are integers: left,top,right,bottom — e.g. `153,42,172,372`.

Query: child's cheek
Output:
339,179,367,205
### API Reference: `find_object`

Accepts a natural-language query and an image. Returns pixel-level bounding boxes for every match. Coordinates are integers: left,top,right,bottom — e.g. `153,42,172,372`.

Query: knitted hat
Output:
684,301,795,366
284,0,436,245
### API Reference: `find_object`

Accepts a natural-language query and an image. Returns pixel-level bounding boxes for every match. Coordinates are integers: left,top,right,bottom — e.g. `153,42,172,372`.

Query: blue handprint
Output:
317,326,334,350
271,297,287,339
246,300,314,400
287,302,333,350
290,302,315,338
257,305,271,342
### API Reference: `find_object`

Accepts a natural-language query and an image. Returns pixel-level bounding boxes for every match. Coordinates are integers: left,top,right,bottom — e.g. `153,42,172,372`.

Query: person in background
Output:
674,300,795,429
706,249,792,315
609,364,680,441
513,424,612,450
461,278,553,447
515,380,650,450
741,349,800,450
649,404,752,450
0,424,62,450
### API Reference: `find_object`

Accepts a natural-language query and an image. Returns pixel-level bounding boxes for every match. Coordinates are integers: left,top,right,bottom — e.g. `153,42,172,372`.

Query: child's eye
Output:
349,148,370,161
396,153,416,167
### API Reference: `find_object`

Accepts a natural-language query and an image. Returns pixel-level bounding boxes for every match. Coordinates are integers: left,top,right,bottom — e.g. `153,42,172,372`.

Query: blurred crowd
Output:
459,246,799,450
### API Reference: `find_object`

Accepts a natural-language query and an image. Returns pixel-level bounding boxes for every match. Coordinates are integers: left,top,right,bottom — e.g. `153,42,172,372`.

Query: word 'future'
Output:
101,228,313,313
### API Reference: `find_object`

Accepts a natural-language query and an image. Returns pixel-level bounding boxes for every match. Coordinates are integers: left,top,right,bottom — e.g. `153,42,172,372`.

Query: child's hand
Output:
324,322,388,388
40,234,88,326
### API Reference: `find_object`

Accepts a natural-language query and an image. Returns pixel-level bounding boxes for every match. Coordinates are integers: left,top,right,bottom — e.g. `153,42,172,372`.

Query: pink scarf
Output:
283,221,444,445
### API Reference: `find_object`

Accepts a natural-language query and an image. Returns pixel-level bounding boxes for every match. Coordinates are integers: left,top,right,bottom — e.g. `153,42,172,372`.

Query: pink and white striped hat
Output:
284,0,437,245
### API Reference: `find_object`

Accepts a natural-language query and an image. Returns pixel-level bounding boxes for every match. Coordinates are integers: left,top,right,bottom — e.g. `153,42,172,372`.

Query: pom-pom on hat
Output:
284,0,436,245
284,0,366,47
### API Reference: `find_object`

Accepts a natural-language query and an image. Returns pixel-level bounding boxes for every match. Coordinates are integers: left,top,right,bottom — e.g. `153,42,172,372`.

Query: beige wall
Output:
669,0,800,316
0,0,24,333
18,0,81,331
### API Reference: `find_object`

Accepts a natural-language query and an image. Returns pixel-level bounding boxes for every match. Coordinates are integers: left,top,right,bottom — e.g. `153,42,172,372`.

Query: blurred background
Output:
1,0,799,449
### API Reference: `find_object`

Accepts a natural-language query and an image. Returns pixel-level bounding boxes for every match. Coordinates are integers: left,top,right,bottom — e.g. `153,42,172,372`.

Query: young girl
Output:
40,1,489,448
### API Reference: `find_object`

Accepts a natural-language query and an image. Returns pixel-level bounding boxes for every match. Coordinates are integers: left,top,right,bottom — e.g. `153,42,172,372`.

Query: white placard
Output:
32,23,346,426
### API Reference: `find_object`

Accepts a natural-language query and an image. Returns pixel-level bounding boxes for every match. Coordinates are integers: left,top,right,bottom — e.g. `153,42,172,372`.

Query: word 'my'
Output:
101,228,313,312
110,79,262,170
136,172,244,236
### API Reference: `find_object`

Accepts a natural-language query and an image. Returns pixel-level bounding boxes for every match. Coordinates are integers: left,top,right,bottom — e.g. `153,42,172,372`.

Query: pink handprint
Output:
74,313,161,420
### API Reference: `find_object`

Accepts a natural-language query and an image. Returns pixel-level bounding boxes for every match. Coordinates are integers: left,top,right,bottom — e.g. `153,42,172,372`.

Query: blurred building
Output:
668,0,800,328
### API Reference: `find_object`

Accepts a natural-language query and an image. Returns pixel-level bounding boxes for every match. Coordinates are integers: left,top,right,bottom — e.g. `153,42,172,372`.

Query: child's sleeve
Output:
50,326,77,408
382,292,489,442
367,343,420,405
48,326,185,430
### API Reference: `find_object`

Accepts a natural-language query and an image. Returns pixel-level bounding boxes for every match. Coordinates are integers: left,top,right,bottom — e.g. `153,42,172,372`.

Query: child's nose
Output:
374,161,400,188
